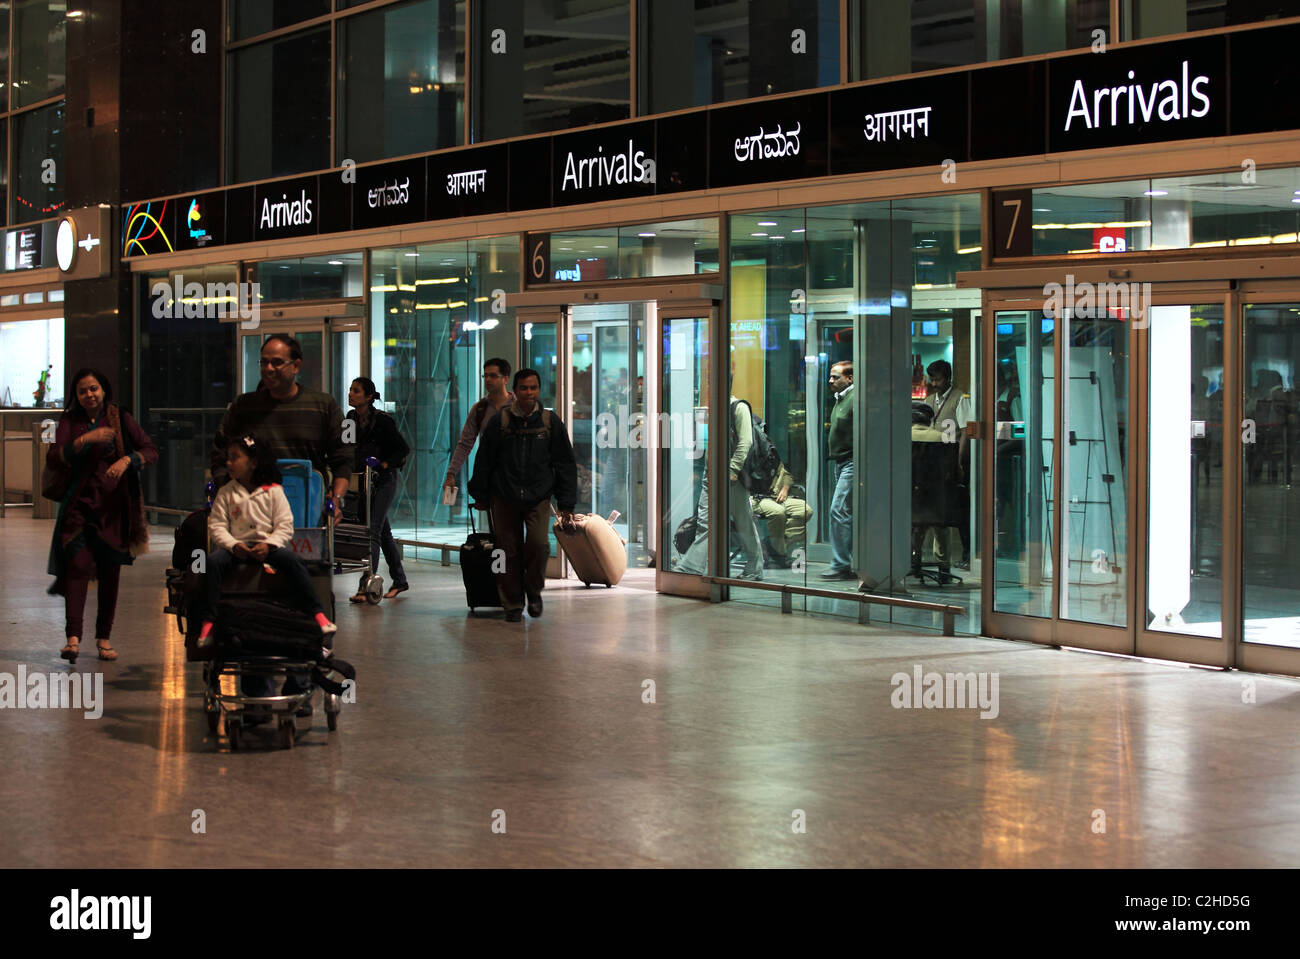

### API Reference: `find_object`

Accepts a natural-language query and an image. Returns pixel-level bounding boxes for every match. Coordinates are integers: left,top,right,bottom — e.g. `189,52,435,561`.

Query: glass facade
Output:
0,315,61,407
229,0,330,43
851,0,1108,80
1126,0,1298,39
336,0,465,165
13,0,64,108
640,0,839,114
547,219,720,282
228,27,332,182
13,101,62,223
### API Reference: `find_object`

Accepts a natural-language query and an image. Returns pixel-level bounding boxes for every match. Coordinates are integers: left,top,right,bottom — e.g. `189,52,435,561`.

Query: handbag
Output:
40,458,71,501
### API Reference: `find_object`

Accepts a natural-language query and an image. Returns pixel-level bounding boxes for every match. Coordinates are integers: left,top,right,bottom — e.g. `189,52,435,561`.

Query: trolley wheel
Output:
606,583,613,588
364,573,384,605
278,717,296,749
227,718,242,751
584,583,592,588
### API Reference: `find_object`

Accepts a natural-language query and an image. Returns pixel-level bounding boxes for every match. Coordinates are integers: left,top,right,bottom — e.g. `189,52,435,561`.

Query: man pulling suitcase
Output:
469,369,578,622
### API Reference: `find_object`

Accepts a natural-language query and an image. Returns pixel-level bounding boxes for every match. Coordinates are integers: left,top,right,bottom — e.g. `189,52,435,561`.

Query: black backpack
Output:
729,399,782,493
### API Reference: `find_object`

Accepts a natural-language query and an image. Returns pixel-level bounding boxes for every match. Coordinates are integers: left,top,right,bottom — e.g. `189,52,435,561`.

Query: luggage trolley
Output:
334,456,385,604
164,459,354,749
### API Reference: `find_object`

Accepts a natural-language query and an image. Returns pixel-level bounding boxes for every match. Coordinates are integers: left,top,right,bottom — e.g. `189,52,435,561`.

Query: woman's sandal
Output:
60,639,79,663
384,584,410,599
349,593,368,604
96,639,118,662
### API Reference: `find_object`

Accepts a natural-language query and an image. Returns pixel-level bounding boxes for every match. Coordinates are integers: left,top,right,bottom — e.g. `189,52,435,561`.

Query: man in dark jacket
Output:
469,369,578,622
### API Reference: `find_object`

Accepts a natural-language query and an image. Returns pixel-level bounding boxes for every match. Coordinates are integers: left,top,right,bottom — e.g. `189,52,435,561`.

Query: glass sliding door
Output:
1060,308,1129,627
991,309,1055,618
1241,301,1300,650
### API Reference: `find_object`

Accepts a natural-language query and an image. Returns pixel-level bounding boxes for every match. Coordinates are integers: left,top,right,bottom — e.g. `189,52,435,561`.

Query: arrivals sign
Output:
1048,35,1226,152
552,121,657,206
254,176,318,242
708,93,828,188
353,157,426,231
429,143,508,220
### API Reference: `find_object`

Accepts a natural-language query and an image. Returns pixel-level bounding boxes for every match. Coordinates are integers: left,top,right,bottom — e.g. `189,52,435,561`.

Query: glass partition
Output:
0,315,62,408
663,313,711,576
726,194,983,632
1148,303,1223,637
370,236,520,546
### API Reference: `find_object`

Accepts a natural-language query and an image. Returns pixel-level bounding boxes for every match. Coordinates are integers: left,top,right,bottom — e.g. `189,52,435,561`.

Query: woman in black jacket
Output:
345,377,411,600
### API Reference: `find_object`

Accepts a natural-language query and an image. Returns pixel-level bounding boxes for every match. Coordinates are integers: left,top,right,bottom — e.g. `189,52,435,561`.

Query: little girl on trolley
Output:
197,433,337,647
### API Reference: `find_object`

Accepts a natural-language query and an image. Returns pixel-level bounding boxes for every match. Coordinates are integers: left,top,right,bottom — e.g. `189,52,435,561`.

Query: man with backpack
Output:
468,369,578,622
443,357,514,502
675,388,765,580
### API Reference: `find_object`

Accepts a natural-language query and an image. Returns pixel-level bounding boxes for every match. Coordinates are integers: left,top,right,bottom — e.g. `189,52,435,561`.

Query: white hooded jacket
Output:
208,480,295,551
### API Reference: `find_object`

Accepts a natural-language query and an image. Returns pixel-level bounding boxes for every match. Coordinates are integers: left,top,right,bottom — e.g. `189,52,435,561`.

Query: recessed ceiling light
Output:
638,232,656,238
405,252,420,257
328,260,343,266
770,235,785,240
1145,189,1169,197
751,232,768,237
791,228,805,233
758,221,777,227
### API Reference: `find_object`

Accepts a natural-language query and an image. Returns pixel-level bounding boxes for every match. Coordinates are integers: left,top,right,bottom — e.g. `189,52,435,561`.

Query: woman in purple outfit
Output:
46,368,157,663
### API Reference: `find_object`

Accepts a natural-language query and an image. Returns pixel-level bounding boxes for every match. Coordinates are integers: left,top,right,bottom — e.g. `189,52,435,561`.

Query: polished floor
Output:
2,513,1299,868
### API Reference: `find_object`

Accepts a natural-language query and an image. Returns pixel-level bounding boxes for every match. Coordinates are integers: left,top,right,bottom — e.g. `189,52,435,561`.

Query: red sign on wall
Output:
1093,227,1128,252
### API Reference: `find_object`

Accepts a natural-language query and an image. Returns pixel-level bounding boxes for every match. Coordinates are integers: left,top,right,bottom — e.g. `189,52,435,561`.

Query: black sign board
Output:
225,187,255,245
1229,22,1300,137
830,73,968,175
174,192,224,250
1048,35,1227,153
992,189,1034,259
526,233,550,284
971,61,1047,161
317,171,352,236
253,175,320,242
429,144,509,220
552,121,657,207
509,138,552,213
352,157,426,231
121,199,175,258
655,111,709,196
708,92,829,189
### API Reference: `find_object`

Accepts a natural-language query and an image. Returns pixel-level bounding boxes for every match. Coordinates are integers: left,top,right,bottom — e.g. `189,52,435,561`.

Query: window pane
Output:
229,0,330,42
0,6,11,113
254,252,364,302
852,0,1108,81
228,28,331,182
475,0,629,140
1127,0,1296,39
337,0,465,164
0,316,62,408
14,103,64,223
14,0,66,107
547,218,720,282
641,0,839,114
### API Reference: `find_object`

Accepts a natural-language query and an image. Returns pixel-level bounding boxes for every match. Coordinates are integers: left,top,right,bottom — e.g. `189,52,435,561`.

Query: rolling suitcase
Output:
461,511,502,614
554,511,627,587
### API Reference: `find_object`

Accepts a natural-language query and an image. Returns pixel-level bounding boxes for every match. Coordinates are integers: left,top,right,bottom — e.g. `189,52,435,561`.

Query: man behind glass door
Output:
924,359,973,570
822,361,856,581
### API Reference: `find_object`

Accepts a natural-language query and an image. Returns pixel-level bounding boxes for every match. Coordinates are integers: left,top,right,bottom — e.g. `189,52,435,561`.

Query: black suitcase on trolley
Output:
334,523,371,562
461,511,501,614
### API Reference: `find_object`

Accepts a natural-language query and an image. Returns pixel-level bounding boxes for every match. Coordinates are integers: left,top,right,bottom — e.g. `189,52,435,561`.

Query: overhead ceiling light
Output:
792,228,805,233
327,260,343,266
1144,189,1169,197
758,221,778,227
751,232,768,237
405,252,420,257
770,235,785,240
638,232,656,237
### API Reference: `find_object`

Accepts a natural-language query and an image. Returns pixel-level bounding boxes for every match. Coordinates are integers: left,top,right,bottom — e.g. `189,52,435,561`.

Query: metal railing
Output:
706,575,966,636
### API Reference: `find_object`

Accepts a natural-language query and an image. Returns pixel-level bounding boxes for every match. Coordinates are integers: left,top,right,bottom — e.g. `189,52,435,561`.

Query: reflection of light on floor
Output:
1148,617,1300,649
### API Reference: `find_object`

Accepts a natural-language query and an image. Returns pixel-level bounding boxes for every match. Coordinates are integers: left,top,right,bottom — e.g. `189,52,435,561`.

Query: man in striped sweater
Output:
211,334,352,519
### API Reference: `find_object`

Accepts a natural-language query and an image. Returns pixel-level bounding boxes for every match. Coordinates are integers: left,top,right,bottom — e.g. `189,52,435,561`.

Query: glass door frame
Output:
1221,280,1300,677
236,309,363,396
